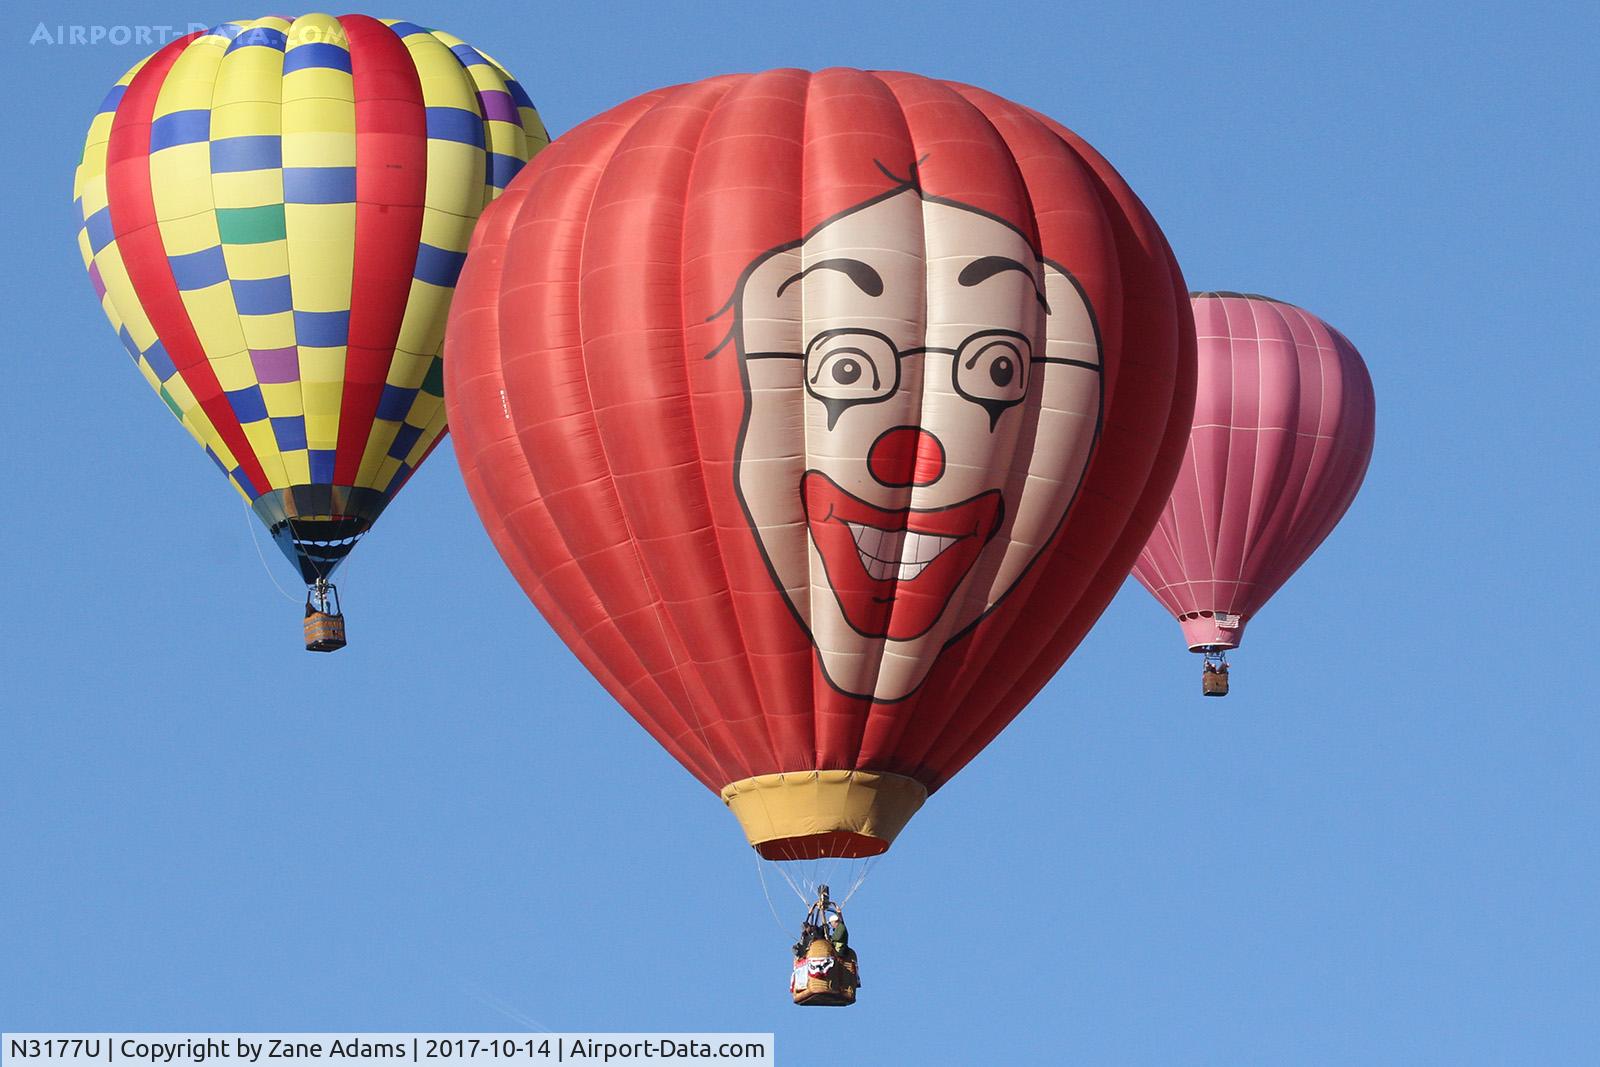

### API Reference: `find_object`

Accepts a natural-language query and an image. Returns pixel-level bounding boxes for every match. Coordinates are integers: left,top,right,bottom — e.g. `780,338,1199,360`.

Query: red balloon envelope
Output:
1133,292,1375,656
445,69,1195,859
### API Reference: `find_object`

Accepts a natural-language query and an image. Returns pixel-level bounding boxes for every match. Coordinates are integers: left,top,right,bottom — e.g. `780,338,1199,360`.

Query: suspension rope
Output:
841,856,874,904
824,852,844,898
770,855,812,906
753,851,793,933
245,505,303,603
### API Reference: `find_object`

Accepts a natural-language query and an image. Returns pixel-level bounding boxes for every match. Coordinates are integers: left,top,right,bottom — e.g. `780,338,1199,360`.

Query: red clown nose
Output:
867,426,946,487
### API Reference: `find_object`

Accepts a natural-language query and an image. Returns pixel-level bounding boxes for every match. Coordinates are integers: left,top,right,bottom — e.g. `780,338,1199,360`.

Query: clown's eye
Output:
953,331,1031,428
804,329,900,407
989,356,1016,387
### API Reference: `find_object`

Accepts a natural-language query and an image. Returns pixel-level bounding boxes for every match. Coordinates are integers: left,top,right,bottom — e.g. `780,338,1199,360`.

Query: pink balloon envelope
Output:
1132,292,1375,660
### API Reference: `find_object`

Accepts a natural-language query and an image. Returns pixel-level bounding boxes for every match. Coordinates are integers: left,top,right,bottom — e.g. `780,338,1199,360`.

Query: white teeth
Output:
904,530,957,563
842,521,961,582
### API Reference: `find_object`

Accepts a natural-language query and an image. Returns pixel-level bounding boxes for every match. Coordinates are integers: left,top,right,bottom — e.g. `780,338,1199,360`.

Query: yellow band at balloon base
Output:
719,769,927,860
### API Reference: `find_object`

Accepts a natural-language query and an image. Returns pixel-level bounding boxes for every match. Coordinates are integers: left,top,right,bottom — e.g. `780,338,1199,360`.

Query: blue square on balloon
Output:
85,206,115,253
226,385,268,424
283,166,357,205
118,326,140,360
309,449,336,483
294,310,349,347
271,416,307,451
384,462,412,495
233,275,293,315
150,109,210,153
414,243,467,288
226,25,287,53
142,340,178,380
283,41,351,73
487,152,523,190
388,422,423,459
96,84,127,115
168,246,228,291
375,384,416,421
425,107,485,148
209,135,281,173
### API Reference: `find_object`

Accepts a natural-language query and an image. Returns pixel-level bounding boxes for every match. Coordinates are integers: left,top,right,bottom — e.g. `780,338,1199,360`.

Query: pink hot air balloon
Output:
1132,292,1375,695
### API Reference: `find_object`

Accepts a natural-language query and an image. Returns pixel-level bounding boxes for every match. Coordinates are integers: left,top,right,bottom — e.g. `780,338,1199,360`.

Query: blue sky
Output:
3,1,1595,1062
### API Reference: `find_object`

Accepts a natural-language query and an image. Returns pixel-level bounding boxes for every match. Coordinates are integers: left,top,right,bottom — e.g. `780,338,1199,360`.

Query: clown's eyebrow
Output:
776,258,884,299
958,255,1050,311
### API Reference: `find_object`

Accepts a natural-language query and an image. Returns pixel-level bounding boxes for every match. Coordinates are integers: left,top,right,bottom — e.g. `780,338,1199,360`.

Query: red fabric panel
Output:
505,93,745,782
463,90,739,784
106,32,272,499
332,15,427,485
913,90,1195,783
448,180,722,785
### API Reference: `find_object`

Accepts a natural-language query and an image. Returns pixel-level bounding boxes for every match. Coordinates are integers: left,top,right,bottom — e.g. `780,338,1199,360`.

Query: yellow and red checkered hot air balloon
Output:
73,14,548,650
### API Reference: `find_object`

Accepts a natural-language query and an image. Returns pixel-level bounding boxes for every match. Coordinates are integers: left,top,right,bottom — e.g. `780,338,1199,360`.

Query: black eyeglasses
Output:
747,327,1036,430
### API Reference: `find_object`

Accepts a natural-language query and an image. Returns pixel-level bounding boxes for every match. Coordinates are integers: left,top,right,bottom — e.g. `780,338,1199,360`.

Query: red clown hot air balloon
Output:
445,69,1195,872
1132,292,1376,696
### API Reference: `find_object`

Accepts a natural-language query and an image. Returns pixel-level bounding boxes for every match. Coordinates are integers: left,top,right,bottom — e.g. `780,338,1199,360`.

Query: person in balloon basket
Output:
792,911,854,962
825,913,859,989
828,914,857,972
791,920,823,960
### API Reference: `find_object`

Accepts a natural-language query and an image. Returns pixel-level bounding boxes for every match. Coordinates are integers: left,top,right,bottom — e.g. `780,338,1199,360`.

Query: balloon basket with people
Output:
302,578,347,653
790,885,859,1007
1200,649,1230,697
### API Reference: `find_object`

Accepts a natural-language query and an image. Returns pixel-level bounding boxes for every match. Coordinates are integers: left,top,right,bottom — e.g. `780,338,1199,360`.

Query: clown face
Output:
733,187,1103,702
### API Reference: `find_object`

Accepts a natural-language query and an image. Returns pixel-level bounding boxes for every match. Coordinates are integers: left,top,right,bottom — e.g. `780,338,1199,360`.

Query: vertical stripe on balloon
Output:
156,29,293,491
331,14,427,488
105,31,273,498
280,13,357,486
213,17,307,485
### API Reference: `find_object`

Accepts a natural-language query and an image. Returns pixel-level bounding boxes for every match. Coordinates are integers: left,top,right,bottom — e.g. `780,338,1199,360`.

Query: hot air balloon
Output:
1132,292,1375,695
444,69,1195,984
73,14,548,650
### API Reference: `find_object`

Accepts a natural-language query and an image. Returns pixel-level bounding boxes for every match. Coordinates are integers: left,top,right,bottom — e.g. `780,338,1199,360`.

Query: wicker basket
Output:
1202,668,1229,697
792,939,858,1006
304,611,347,653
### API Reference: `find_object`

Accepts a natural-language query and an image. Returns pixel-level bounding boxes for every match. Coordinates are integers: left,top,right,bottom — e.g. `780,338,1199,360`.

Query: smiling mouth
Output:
844,523,965,583
801,471,1004,641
